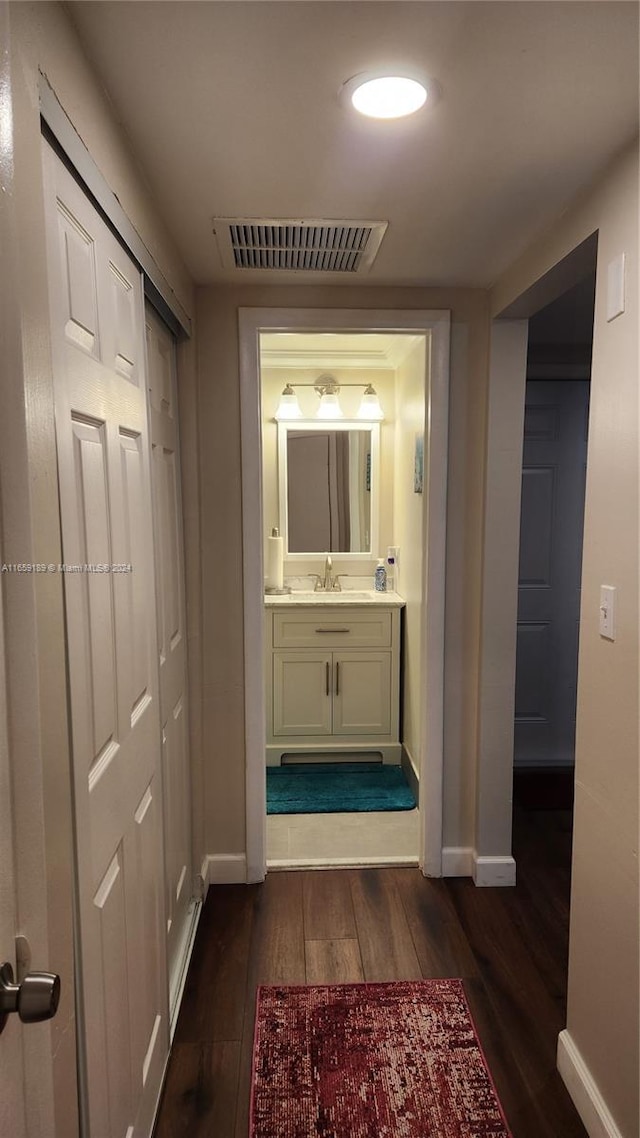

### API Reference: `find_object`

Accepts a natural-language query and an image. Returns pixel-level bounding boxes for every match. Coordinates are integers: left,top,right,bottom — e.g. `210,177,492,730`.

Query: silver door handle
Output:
335,662,340,695
0,961,60,1033
325,661,330,695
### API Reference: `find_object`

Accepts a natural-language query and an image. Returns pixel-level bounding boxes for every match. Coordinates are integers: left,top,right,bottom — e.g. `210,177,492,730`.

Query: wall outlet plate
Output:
606,254,625,322
599,585,616,640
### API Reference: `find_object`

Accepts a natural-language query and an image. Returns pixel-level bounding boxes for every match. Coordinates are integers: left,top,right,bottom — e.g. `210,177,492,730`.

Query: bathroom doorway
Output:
238,308,450,881
262,331,421,867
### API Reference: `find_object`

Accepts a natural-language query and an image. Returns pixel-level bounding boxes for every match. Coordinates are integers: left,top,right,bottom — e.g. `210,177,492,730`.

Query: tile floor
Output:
266,807,420,869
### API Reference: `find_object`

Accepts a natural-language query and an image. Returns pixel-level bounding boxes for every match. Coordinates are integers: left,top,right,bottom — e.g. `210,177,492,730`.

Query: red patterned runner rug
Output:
250,979,512,1137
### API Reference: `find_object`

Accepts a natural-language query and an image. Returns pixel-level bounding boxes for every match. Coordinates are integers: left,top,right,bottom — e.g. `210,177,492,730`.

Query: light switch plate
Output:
599,585,616,640
606,254,625,322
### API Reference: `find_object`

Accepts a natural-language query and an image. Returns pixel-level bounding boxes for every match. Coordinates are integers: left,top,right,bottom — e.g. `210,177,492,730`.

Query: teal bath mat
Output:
266,762,416,815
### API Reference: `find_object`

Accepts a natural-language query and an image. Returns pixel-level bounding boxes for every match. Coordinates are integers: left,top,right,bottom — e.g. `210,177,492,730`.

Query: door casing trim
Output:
238,307,450,881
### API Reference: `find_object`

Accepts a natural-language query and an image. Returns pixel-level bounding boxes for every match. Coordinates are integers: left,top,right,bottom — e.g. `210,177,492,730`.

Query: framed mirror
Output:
277,421,380,558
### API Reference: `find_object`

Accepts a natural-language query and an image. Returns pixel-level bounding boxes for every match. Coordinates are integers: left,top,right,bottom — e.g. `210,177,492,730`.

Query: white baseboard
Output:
400,744,420,806
202,850,516,887
169,900,202,1040
472,852,516,887
557,1030,625,1138
202,853,248,885
430,848,517,884
268,855,419,871
442,846,474,876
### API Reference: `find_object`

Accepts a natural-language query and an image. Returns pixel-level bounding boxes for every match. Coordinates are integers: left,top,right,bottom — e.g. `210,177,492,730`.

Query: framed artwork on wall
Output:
414,434,424,494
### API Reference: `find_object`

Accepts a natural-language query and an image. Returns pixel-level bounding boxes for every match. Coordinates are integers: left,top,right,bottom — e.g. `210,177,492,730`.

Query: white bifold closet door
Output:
43,140,169,1138
145,305,193,1025
0,533,28,1138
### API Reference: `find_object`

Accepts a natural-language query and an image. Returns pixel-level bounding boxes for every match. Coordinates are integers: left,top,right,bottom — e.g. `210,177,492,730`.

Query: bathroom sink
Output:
313,590,375,601
333,590,379,600
278,589,392,603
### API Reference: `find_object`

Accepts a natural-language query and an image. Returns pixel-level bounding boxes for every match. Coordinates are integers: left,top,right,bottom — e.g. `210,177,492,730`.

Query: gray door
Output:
514,381,589,766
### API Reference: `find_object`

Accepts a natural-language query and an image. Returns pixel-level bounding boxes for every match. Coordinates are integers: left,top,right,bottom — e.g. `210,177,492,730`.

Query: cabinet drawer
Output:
273,609,392,648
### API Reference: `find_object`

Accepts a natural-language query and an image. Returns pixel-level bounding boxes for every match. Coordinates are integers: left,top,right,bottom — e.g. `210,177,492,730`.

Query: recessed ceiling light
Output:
341,73,436,120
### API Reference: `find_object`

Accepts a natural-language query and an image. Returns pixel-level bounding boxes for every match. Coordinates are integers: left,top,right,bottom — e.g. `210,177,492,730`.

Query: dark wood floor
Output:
154,791,587,1137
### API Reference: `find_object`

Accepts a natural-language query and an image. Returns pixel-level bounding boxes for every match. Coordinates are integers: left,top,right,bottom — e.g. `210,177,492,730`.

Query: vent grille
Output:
213,218,387,273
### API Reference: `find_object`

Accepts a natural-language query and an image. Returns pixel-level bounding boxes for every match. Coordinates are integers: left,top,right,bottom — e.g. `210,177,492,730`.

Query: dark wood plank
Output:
174,885,255,1044
245,872,306,987
505,1075,591,1138
508,805,573,1007
302,869,357,940
305,939,364,983
394,870,481,980
449,879,562,1068
234,1010,255,1138
154,1041,240,1138
349,868,422,981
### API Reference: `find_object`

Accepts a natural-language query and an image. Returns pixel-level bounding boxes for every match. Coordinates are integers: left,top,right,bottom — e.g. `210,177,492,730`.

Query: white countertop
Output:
264,588,405,608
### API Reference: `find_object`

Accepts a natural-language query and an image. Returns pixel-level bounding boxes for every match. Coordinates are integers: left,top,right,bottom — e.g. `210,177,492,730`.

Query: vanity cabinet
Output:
265,604,403,765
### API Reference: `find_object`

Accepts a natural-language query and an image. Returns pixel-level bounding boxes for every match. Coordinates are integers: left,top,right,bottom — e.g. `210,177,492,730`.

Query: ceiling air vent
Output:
212,218,387,274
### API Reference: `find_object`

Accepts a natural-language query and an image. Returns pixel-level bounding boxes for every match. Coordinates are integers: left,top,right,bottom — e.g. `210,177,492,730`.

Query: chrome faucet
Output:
320,555,341,591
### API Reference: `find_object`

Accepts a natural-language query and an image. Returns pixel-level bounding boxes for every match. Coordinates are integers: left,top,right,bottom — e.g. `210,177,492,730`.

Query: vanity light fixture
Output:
274,377,384,422
274,383,303,420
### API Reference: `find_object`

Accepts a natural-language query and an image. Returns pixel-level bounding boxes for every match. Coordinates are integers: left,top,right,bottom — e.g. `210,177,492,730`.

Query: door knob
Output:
0,961,60,1033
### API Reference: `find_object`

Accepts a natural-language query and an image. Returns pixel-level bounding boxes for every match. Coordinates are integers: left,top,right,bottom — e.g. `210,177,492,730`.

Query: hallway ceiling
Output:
67,1,638,289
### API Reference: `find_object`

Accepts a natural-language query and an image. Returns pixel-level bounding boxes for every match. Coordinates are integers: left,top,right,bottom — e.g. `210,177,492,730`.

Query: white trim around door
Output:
238,308,450,882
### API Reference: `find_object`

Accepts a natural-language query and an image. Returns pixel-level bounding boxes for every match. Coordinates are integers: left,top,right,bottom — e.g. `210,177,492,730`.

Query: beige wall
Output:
393,340,427,773
491,141,639,1138
5,3,195,1133
196,285,490,858
475,320,528,861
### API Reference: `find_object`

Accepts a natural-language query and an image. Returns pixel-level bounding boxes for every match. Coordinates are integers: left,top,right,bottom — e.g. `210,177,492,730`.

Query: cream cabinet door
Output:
333,652,392,735
273,652,332,736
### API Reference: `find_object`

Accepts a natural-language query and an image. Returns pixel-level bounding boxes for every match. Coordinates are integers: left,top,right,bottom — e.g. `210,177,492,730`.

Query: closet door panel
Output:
44,141,168,1138
146,306,193,1024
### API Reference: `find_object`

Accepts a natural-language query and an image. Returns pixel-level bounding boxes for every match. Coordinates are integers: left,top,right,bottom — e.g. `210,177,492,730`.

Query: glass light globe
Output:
316,392,344,420
275,385,303,420
357,385,384,420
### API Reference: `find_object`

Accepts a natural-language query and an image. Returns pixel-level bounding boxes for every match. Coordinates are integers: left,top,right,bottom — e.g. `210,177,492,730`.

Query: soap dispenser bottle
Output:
386,548,396,592
374,558,387,592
